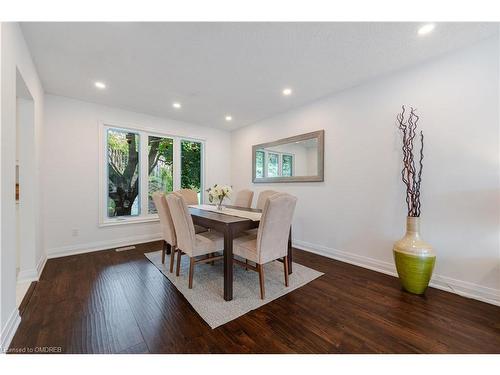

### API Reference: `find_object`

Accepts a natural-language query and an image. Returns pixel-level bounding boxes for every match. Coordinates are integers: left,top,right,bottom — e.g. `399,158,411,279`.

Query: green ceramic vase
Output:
393,217,435,294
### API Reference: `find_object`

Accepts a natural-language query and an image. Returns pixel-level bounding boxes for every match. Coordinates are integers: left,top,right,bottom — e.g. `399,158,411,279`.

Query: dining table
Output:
187,204,293,301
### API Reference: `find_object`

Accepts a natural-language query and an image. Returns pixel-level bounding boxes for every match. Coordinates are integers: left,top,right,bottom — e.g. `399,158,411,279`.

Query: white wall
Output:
231,36,500,305
42,95,232,257
0,22,45,350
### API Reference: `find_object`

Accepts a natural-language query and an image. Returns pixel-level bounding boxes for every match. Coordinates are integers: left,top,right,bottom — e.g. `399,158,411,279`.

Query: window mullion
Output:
140,131,149,217
264,150,268,178
173,137,181,191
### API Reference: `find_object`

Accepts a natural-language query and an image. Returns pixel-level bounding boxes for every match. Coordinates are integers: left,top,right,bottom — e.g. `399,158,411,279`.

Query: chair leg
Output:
257,264,265,299
161,243,166,264
169,246,176,273
207,253,215,266
245,259,248,271
283,256,289,287
176,251,182,276
188,257,195,289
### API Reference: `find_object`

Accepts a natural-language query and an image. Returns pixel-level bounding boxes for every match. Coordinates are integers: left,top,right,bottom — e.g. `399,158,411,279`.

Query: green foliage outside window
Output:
181,140,202,193
107,130,203,216
255,150,264,178
148,136,174,213
282,154,293,177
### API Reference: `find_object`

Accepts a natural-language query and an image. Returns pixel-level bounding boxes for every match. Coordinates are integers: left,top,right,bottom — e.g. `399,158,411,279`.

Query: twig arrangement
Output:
397,106,424,217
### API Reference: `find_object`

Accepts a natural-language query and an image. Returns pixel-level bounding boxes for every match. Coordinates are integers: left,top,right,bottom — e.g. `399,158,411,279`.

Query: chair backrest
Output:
177,188,199,205
152,191,176,247
257,193,297,264
166,192,196,256
233,189,254,208
256,190,278,210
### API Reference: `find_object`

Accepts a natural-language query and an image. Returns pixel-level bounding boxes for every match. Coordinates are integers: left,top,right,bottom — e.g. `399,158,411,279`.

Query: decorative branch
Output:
397,105,424,217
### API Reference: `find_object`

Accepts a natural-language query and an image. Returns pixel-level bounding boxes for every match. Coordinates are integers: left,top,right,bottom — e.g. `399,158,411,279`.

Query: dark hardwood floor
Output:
9,241,500,353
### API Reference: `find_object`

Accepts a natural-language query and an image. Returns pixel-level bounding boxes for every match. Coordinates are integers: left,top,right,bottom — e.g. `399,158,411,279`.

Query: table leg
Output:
287,228,293,274
223,227,234,301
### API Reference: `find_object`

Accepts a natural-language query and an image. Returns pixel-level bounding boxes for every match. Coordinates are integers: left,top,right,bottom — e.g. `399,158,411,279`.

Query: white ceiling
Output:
20,22,498,130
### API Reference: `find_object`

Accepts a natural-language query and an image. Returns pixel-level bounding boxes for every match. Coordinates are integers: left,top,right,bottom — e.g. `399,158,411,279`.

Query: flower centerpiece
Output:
206,184,232,210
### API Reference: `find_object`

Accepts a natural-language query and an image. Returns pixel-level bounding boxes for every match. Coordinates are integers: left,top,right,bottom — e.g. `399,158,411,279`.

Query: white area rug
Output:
144,250,323,328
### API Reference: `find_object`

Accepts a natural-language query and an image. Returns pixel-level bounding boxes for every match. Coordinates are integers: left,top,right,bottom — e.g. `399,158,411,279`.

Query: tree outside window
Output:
104,126,204,221
148,136,173,214
107,129,140,217
181,140,202,202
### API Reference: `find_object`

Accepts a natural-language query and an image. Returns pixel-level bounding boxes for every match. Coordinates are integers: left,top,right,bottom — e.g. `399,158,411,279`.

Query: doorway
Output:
15,69,36,306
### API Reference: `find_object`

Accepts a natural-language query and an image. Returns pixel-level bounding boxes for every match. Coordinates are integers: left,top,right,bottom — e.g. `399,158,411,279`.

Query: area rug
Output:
144,250,323,328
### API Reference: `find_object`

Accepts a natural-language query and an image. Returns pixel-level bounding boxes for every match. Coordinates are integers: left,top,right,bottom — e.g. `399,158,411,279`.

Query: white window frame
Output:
99,121,205,226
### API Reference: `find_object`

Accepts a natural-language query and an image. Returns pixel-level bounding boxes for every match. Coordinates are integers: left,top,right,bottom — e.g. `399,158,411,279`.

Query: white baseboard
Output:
16,269,38,283
0,308,21,353
47,233,163,259
36,253,47,278
293,239,500,307
16,253,48,283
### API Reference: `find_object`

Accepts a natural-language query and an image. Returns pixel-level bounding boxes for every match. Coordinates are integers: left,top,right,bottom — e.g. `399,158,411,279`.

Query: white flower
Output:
207,184,232,204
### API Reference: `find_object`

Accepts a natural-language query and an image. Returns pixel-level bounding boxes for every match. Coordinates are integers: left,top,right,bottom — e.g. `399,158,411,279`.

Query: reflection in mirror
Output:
252,130,324,183
256,138,318,178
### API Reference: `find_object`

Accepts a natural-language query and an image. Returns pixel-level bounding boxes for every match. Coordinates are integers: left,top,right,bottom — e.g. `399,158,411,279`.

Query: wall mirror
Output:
252,130,324,183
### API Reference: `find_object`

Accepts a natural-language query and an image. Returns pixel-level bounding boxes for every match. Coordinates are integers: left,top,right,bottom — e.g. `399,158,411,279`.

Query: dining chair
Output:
233,192,297,299
176,188,208,233
177,188,199,205
244,190,279,237
151,191,178,273
255,190,278,210
233,189,254,208
166,192,225,289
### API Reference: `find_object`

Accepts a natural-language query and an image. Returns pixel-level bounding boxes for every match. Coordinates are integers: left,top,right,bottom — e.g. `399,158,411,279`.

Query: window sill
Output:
99,216,159,227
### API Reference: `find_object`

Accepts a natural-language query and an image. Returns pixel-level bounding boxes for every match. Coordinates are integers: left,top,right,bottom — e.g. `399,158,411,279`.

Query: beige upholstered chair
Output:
177,188,199,205
255,190,278,210
234,193,297,299
152,192,178,272
245,190,279,236
176,188,207,233
233,189,254,208
166,192,224,289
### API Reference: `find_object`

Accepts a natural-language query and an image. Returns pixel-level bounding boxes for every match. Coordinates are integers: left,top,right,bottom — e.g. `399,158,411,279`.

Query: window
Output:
181,140,202,203
267,152,279,177
282,154,293,177
148,136,173,214
258,150,293,178
255,150,265,178
107,129,140,218
101,124,204,225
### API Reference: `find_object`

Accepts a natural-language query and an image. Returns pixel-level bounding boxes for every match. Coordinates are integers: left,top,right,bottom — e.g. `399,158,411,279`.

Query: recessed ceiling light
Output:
172,102,182,109
225,115,233,121
94,81,106,89
417,23,435,36
282,88,293,96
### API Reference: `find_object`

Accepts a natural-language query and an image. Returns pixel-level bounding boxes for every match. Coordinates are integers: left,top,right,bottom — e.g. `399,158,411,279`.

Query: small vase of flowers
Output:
206,184,232,210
